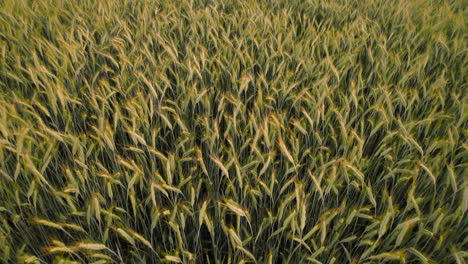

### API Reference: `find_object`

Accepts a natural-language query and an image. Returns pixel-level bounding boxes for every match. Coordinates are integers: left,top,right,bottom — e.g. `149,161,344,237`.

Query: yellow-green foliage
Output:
0,0,466,263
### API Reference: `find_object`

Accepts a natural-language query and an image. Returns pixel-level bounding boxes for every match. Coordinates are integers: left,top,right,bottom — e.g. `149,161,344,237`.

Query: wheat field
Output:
0,0,466,263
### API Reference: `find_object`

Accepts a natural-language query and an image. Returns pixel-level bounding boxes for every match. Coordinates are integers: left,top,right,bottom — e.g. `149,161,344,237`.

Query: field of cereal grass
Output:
0,0,466,263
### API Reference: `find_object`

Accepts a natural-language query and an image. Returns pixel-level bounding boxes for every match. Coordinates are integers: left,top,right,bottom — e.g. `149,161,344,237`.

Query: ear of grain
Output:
163,255,182,263
76,242,107,251
278,137,295,165
222,199,249,218
127,229,153,250
114,228,135,246
32,218,64,231
210,155,230,178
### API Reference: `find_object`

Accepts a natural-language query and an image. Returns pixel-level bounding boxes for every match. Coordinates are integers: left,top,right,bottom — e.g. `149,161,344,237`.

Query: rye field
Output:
0,0,467,263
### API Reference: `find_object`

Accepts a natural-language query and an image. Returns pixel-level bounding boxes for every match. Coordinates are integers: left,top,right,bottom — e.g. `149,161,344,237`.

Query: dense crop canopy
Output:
0,0,466,263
